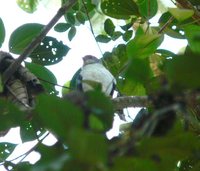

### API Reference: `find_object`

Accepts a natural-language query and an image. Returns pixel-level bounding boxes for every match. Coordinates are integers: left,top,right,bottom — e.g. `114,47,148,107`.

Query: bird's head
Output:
82,55,100,65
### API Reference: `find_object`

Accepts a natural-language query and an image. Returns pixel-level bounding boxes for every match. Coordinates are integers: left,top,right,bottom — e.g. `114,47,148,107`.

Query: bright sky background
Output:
0,0,188,170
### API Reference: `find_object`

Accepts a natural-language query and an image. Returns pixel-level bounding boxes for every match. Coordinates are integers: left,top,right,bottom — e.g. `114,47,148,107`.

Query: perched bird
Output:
76,55,116,96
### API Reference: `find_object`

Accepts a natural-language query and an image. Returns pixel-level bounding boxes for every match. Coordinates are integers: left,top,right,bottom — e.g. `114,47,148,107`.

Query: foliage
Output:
0,0,200,171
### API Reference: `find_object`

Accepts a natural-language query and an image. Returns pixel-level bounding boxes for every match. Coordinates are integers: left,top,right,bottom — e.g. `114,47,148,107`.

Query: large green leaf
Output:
184,25,200,54
0,18,5,48
67,129,108,164
111,157,158,171
137,0,158,19
16,0,39,13
0,98,25,132
86,91,114,131
137,125,200,170
127,32,163,59
25,62,58,95
9,23,44,54
35,94,83,141
168,8,194,22
33,143,67,171
165,54,200,89
30,36,70,65
118,78,146,96
101,0,139,19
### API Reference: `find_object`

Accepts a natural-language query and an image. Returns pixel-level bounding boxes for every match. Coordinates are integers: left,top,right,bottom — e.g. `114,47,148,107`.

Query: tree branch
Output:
2,0,77,85
112,96,148,110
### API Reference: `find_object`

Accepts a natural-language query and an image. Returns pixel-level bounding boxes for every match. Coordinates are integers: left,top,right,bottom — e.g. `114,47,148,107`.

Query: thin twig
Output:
2,0,77,85
81,0,103,55
38,77,71,90
4,132,50,164
158,16,174,34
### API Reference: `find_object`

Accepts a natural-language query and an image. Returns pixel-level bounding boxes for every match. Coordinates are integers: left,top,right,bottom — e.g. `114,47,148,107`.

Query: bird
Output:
76,55,116,96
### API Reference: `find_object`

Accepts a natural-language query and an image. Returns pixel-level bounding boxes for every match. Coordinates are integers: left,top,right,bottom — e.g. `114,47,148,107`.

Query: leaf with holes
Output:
16,0,39,13
25,62,58,95
30,36,70,65
0,143,17,162
0,18,5,48
9,23,44,54
68,26,76,41
101,0,139,19
137,0,158,19
158,12,185,39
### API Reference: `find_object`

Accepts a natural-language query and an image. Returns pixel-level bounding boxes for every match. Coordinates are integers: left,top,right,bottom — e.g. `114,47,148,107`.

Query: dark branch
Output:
112,96,148,110
2,0,77,85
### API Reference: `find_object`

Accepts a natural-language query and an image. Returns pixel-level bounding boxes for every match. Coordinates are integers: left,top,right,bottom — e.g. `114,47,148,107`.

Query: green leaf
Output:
35,94,83,140
30,36,70,65
0,18,5,47
111,31,122,41
184,25,200,54
158,12,185,39
137,127,200,170
118,78,146,96
12,162,32,170
34,143,67,171
101,0,139,19
16,0,39,13
86,91,114,131
168,8,194,22
68,26,76,41
54,23,71,32
165,54,200,89
127,33,163,59
120,19,135,31
65,12,76,25
126,58,152,84
76,11,86,24
122,30,133,42
25,62,58,95
137,0,158,19
0,98,25,131
9,23,44,54
102,44,128,76
67,129,108,164
0,143,17,162
96,34,111,43
104,18,115,36
111,157,158,171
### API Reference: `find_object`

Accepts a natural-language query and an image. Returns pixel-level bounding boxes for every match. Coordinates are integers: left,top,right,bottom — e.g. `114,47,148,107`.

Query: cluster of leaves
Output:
0,0,200,171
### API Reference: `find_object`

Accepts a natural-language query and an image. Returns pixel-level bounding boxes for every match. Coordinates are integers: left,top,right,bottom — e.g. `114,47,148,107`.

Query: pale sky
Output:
0,1,188,169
